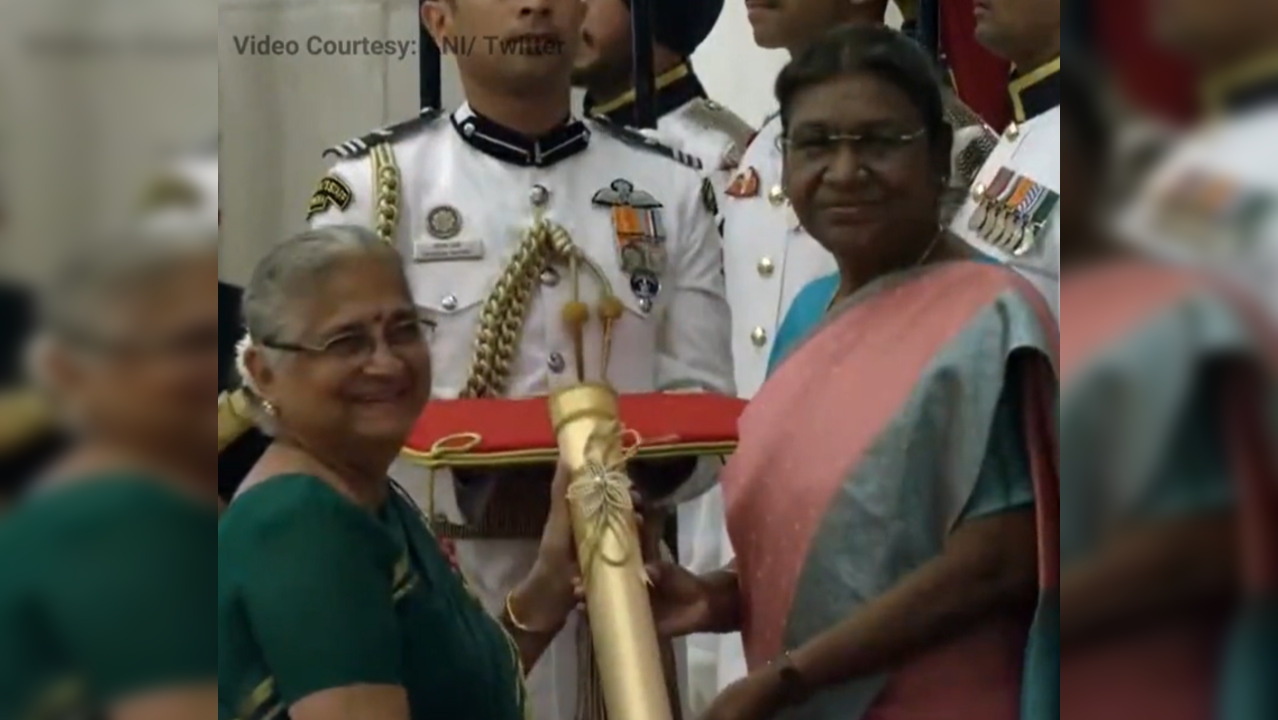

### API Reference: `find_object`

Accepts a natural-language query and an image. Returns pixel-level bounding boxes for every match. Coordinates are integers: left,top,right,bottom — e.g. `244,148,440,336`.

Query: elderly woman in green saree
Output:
218,225,581,720
0,229,218,720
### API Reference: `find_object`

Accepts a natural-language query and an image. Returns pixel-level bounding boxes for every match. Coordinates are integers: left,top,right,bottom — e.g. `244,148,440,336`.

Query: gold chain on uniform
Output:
462,220,576,399
373,146,629,720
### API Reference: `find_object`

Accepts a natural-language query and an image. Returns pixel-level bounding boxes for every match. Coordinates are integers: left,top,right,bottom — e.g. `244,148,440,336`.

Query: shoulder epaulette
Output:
685,99,755,169
590,118,703,171
685,99,755,147
323,107,445,160
941,90,994,134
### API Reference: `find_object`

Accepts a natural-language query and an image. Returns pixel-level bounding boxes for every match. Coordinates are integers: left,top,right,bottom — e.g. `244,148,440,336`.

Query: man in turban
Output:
574,0,754,215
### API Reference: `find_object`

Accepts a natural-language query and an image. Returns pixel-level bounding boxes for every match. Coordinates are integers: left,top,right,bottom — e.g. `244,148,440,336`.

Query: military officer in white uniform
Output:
1119,0,1278,317
948,0,1060,318
574,0,755,208
306,1,733,718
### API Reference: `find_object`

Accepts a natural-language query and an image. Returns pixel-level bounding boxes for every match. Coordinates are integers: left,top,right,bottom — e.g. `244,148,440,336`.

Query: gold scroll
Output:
547,383,672,720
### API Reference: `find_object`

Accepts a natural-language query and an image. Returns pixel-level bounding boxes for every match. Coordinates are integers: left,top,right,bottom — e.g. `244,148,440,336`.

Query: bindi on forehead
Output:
308,303,418,337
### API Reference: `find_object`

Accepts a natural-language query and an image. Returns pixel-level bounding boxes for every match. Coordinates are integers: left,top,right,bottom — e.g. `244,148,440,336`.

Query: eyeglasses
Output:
778,128,927,165
262,315,436,363
59,324,220,359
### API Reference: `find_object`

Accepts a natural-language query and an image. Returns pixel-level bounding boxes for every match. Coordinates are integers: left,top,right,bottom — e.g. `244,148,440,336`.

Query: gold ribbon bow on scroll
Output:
567,421,650,587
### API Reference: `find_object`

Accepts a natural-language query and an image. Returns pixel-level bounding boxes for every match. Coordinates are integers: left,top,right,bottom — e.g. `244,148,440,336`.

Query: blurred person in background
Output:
0,229,217,720
1120,0,1278,313
218,226,580,720
948,0,1060,318
636,26,1058,720
0,169,66,506
1059,59,1273,720
1118,7,1278,710
1128,2,1278,715
575,0,755,215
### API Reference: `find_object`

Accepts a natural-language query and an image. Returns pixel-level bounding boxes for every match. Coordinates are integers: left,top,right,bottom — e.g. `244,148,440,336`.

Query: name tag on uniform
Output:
412,237,486,263
414,204,485,262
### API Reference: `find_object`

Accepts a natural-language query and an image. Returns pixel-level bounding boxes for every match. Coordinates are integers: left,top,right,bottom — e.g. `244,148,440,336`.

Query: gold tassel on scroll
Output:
548,383,673,720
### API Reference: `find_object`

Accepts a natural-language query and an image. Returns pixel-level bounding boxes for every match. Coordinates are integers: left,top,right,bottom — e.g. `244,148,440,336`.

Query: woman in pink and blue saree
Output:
642,26,1059,720
1056,59,1274,720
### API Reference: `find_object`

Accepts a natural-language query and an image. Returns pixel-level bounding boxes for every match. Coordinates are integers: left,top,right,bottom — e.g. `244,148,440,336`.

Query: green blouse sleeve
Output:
227,478,404,705
44,483,215,703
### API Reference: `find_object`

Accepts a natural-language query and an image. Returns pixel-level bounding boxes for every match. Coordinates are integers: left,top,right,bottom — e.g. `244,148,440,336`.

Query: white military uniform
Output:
950,59,1061,319
651,97,753,201
586,64,754,713
308,104,734,720
1120,59,1278,317
587,63,755,223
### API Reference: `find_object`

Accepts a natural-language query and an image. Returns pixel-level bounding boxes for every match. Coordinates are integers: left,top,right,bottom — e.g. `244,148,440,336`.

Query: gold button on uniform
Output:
1005,123,1020,140
750,327,768,347
757,257,775,277
768,185,785,206
970,183,986,201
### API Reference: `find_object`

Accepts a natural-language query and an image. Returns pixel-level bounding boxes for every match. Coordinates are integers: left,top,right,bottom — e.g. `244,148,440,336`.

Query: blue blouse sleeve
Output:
1138,379,1234,518
961,361,1037,522
767,274,840,376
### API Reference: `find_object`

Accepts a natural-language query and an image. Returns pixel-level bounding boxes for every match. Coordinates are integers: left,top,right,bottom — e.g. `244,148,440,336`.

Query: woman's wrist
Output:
508,563,574,635
702,567,744,634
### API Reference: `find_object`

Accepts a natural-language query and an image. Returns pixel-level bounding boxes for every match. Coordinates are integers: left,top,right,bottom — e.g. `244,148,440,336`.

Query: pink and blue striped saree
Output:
722,261,1058,719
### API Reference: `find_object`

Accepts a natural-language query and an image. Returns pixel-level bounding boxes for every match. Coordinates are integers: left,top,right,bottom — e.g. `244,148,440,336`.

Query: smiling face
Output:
424,0,586,92
782,71,949,266
252,252,432,451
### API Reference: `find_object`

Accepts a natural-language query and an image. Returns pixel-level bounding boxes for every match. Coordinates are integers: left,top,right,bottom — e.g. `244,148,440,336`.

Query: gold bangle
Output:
505,589,557,635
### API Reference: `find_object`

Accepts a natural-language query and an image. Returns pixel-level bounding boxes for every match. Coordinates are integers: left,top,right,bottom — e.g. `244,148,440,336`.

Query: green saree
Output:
218,474,525,720
0,475,215,719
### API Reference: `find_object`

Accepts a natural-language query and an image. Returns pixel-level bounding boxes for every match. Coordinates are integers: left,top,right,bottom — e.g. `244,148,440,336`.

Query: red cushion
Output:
403,393,747,467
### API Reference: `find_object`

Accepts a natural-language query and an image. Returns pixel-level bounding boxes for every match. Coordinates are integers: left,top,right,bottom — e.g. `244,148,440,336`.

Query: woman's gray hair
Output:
27,226,217,401
235,224,407,428
36,226,217,351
